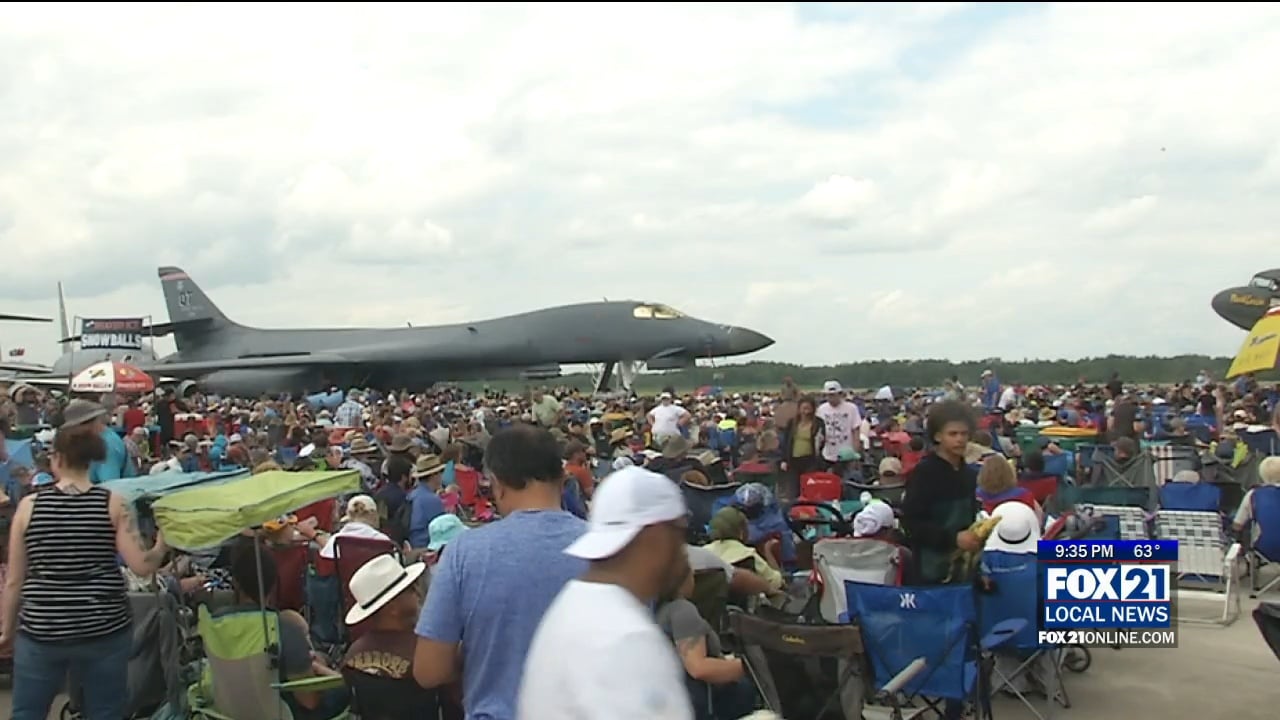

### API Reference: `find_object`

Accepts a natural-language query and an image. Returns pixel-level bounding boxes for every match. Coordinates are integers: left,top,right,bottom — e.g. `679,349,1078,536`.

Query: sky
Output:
2,2,1279,367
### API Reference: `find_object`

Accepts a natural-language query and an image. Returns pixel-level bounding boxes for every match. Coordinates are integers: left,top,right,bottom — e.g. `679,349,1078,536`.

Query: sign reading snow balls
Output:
1038,539,1179,649
81,318,145,350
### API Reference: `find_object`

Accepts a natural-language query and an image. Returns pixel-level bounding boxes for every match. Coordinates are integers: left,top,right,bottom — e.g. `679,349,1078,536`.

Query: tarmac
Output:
0,594,1275,719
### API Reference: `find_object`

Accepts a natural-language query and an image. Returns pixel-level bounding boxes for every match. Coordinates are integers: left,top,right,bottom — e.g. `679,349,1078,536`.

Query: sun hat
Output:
344,554,426,626
61,399,108,428
564,466,687,560
426,514,469,552
853,501,895,538
348,437,377,455
984,502,1040,554
411,454,446,479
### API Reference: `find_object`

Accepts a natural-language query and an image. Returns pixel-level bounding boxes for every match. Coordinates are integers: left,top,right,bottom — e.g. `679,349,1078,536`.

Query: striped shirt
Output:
20,486,130,642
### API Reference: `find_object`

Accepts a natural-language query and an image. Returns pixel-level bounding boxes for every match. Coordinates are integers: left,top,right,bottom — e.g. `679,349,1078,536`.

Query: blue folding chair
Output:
1246,485,1280,597
980,551,1072,720
844,581,1022,720
1159,481,1221,512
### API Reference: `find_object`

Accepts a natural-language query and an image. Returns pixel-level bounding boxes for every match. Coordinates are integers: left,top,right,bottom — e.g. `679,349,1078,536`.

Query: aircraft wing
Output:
0,313,51,323
0,361,54,375
144,352,353,374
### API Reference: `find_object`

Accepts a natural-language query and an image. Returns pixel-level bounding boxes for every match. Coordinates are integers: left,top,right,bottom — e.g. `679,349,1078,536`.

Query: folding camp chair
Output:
812,538,907,623
1158,482,1221,512
730,609,866,720
980,550,1070,720
1153,510,1242,625
270,542,310,613
1088,453,1157,493
1077,503,1149,541
844,581,1022,720
1244,485,1280,597
1149,445,1201,484
691,569,731,634
191,606,348,720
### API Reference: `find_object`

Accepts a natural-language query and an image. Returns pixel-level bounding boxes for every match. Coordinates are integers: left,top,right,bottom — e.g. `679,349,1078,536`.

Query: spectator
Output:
413,425,585,719
518,466,694,719
900,400,980,585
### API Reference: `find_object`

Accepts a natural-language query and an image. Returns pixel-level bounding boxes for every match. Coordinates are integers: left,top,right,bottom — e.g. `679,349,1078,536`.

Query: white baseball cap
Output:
564,467,688,561
823,380,843,394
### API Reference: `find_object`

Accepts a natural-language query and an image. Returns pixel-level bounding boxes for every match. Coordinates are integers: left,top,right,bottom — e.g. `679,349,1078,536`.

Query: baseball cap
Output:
341,494,377,522
822,380,843,394
879,457,903,476
564,466,688,561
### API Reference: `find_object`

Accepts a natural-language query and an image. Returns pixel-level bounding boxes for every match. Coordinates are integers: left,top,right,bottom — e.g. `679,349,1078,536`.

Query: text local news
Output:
1037,540,1179,649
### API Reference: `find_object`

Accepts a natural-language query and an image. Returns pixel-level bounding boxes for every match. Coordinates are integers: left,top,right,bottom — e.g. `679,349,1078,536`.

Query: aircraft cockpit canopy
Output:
1250,275,1279,293
633,303,685,319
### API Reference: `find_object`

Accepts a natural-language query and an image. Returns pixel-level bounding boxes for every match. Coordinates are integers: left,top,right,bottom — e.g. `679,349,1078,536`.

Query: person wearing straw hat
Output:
406,455,447,551
517,465,694,720
341,555,437,719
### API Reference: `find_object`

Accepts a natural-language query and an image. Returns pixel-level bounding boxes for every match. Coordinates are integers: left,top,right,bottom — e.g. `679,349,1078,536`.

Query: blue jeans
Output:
13,627,132,720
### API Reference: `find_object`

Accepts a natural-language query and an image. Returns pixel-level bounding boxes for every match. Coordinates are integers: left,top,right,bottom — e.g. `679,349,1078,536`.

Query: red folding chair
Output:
296,498,338,533
799,472,843,504
269,542,309,612
454,468,494,519
334,535,400,642
1017,473,1059,506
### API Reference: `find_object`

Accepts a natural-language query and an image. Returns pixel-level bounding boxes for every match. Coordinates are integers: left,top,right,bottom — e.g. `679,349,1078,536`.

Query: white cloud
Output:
2,2,1278,369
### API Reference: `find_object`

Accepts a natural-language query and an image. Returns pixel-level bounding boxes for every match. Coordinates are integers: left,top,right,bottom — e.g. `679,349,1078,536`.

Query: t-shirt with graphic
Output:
343,629,439,720
816,400,862,462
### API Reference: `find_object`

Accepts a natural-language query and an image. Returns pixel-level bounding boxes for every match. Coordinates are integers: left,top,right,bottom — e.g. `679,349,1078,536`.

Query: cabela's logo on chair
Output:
781,634,806,645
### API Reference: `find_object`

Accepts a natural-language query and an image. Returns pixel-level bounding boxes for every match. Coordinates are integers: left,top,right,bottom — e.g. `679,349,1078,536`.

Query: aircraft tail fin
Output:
157,267,233,349
57,281,70,355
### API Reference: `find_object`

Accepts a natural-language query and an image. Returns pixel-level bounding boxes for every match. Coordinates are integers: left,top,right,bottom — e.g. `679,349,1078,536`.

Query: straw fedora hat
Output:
609,427,630,445
344,554,426,625
411,454,446,479
387,433,414,453
348,436,377,455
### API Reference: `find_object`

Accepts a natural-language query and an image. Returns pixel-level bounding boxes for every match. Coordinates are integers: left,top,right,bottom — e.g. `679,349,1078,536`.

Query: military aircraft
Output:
0,283,158,385
1212,269,1280,330
60,266,774,396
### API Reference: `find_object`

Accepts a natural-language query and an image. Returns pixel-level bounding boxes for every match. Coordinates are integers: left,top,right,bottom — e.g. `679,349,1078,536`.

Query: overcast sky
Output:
2,2,1277,366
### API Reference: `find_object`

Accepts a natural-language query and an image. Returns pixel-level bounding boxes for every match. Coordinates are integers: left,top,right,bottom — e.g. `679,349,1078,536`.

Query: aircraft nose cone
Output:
1213,287,1266,330
728,327,774,355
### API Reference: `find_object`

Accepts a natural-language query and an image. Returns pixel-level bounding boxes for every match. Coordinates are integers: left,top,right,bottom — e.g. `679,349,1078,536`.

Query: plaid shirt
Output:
335,400,363,428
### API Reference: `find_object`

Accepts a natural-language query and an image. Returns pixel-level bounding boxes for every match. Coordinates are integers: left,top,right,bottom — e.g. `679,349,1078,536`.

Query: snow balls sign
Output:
81,317,144,350
1038,540,1179,648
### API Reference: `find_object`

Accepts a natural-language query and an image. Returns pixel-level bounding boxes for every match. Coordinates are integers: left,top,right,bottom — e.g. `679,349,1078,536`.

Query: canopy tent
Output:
103,468,249,506
152,469,359,551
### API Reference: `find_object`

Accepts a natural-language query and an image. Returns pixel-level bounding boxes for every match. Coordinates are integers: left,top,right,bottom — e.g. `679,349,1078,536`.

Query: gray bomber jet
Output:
100,267,773,396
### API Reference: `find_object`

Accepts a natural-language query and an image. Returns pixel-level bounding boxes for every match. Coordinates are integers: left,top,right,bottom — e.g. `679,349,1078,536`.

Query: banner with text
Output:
81,318,145,350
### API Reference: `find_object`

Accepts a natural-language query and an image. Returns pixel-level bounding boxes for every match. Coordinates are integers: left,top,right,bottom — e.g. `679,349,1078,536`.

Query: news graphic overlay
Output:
1038,540,1179,648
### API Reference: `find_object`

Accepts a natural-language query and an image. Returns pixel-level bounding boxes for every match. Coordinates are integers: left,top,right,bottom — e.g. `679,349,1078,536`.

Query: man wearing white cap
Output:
518,467,694,720
648,392,690,448
319,495,393,560
816,380,862,474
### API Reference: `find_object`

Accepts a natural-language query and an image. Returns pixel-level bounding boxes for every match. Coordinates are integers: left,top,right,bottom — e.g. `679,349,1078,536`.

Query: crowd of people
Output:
0,366,1275,719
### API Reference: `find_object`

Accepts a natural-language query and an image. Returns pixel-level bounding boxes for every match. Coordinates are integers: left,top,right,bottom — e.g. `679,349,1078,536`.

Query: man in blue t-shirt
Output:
413,425,586,720
406,455,447,550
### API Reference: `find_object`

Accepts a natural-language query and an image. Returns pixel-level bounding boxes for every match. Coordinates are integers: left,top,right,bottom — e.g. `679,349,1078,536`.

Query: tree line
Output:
507,354,1243,392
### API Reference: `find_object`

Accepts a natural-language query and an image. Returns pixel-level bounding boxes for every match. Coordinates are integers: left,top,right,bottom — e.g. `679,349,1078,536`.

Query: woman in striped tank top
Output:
0,400,170,720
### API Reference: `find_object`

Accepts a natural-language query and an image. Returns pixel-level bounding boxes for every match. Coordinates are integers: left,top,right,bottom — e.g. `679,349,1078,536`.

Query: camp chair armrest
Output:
1225,542,1242,564
880,657,928,696
272,674,348,693
981,618,1027,651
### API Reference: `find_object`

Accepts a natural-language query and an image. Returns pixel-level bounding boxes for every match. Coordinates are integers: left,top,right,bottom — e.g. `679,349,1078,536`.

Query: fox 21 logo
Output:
1045,565,1171,602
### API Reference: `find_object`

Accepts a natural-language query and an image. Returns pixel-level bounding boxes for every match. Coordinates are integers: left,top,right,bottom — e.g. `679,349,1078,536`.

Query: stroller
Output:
61,591,192,720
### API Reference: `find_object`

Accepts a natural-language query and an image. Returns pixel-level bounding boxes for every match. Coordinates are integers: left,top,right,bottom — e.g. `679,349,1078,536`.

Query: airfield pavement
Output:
0,593,1275,719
